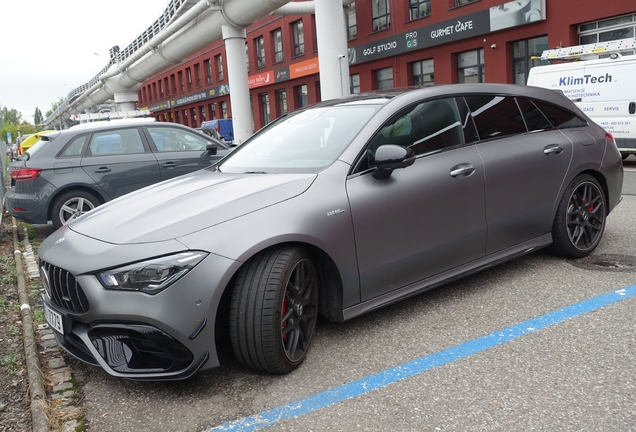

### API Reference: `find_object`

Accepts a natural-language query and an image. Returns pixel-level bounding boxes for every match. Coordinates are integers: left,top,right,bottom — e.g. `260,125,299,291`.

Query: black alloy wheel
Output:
230,246,319,374
551,174,606,258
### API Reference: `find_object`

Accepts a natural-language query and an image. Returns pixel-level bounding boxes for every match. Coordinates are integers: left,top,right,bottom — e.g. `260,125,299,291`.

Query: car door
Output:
465,96,574,255
144,126,227,180
347,97,487,302
81,127,161,199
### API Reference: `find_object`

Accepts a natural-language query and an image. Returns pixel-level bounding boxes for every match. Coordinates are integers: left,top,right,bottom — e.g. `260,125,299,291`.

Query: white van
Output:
527,52,636,159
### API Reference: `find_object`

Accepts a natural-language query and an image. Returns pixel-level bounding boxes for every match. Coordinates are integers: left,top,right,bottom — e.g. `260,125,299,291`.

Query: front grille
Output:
40,260,90,314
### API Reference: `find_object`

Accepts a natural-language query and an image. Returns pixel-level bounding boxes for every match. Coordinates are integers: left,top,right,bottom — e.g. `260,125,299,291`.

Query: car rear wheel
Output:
229,246,319,374
51,190,100,229
550,174,606,258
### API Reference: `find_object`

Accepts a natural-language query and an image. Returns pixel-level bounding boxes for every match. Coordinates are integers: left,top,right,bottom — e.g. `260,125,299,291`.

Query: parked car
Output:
38,84,623,380
18,130,56,155
201,118,234,142
5,120,230,228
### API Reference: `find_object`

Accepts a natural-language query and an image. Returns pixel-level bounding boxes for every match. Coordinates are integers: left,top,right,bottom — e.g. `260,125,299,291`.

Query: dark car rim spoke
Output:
281,258,317,362
566,181,605,250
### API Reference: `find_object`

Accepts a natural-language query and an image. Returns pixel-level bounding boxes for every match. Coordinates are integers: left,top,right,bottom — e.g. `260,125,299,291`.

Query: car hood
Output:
69,169,317,244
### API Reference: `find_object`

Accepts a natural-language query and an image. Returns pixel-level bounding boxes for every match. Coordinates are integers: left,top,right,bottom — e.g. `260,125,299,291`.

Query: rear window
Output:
464,95,527,140
531,100,587,129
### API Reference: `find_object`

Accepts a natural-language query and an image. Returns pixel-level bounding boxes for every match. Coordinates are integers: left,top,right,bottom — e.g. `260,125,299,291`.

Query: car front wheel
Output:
550,174,606,258
51,190,100,229
230,246,319,374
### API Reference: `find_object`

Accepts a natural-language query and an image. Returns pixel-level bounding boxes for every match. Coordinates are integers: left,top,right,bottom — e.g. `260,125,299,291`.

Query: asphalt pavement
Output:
67,165,636,432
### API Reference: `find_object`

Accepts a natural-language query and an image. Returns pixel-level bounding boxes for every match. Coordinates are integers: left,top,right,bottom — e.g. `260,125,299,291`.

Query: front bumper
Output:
38,230,241,380
45,297,209,380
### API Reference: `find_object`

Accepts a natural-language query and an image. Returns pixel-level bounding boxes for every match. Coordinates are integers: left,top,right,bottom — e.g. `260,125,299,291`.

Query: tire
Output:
550,174,606,258
229,246,319,374
50,190,100,229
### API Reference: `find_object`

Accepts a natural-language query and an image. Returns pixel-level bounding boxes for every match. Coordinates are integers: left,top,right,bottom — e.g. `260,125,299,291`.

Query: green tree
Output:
45,97,66,118
0,107,22,125
33,107,43,125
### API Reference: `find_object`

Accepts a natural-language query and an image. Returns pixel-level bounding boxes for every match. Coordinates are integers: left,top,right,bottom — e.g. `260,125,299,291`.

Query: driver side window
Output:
361,97,464,170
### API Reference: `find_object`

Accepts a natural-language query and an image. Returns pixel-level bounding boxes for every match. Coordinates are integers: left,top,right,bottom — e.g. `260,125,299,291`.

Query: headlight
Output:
97,252,208,294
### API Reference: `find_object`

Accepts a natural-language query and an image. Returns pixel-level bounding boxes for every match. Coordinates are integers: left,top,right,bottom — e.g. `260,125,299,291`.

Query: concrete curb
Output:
12,218,49,432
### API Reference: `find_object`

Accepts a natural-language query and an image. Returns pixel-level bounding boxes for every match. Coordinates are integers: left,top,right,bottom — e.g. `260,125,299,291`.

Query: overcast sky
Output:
0,0,169,122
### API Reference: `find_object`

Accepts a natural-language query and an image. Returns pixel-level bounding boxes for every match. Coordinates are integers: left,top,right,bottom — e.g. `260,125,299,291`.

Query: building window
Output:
260,93,271,125
372,0,390,32
273,29,284,63
412,59,434,87
409,0,430,20
220,101,227,118
164,77,170,96
200,106,206,122
216,54,224,81
255,36,266,68
176,110,181,124
579,13,635,56
454,0,476,7
170,74,176,94
152,83,157,100
204,59,212,84
276,89,287,116
178,71,184,92
245,42,250,72
159,80,164,98
375,67,393,90
346,4,357,40
186,67,193,90
292,20,305,57
209,103,216,119
457,49,484,83
513,36,549,85
350,74,360,94
194,63,201,87
295,84,308,108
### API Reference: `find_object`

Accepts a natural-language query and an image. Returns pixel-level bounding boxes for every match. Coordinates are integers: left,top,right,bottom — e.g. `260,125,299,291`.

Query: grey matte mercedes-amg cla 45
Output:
38,84,623,380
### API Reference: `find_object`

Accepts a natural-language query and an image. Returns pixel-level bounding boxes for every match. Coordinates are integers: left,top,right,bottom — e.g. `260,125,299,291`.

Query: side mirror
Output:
206,142,218,155
372,144,415,180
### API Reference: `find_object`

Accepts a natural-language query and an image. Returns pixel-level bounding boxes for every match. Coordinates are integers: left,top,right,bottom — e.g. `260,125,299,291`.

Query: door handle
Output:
161,161,177,169
629,102,635,115
449,164,475,178
543,144,564,155
94,167,111,173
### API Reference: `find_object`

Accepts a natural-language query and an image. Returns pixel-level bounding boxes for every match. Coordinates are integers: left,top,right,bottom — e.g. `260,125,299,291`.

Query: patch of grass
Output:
0,352,22,375
9,324,21,336
0,295,7,314
33,309,45,323
0,256,17,285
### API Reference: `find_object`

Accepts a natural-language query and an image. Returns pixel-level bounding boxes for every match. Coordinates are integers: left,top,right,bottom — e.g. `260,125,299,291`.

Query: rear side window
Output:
516,98,554,132
61,135,89,157
532,100,587,129
464,95,527,140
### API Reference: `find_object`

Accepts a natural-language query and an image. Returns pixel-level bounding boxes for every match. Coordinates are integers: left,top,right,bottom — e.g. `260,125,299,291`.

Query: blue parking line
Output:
207,285,636,432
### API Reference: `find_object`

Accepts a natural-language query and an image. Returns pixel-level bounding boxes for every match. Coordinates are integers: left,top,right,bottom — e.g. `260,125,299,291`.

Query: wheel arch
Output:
46,185,107,221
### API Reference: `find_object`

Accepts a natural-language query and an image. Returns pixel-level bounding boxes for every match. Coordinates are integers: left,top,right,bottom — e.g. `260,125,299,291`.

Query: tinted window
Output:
61,135,89,157
364,97,464,169
464,95,527,140
88,129,144,155
532,100,587,129
516,98,554,131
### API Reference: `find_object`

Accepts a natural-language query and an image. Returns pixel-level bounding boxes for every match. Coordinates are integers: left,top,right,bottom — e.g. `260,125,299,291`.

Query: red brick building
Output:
139,0,636,132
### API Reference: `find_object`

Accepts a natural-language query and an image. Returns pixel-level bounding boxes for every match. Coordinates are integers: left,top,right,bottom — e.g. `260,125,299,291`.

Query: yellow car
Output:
18,130,55,155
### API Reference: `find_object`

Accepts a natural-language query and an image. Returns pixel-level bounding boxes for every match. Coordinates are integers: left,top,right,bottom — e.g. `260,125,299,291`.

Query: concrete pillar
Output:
114,92,138,112
315,0,350,100
222,25,251,145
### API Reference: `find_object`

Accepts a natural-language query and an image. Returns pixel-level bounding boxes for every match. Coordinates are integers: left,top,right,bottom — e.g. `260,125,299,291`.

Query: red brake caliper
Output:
281,291,288,341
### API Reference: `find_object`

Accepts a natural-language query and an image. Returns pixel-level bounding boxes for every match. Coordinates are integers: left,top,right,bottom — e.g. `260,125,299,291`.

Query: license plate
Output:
43,302,64,334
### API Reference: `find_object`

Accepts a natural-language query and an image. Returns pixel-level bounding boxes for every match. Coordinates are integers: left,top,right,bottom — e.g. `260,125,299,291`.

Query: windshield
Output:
218,105,378,174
